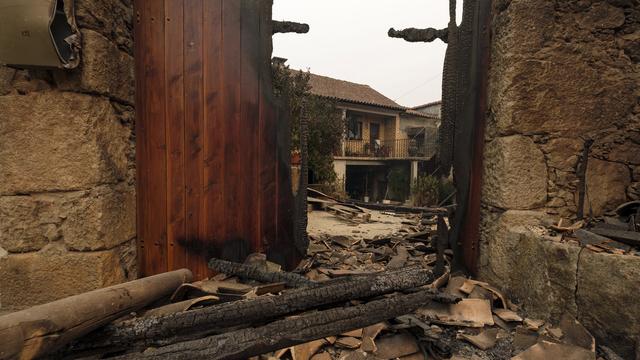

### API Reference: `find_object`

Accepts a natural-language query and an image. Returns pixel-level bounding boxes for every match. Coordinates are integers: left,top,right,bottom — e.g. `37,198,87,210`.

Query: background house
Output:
302,71,440,203
412,100,442,119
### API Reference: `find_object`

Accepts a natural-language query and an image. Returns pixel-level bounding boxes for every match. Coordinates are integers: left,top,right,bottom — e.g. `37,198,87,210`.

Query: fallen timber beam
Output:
344,200,450,215
208,257,316,288
0,269,192,360
64,267,434,355
114,289,460,360
590,227,640,247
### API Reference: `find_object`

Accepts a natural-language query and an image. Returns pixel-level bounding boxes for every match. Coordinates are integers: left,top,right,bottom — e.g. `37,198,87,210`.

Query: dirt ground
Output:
307,209,412,240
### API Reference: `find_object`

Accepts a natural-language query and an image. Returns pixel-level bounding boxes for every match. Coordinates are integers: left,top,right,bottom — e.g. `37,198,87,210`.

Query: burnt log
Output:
388,27,448,43
272,20,309,34
64,267,434,355
208,257,315,288
0,270,192,360
114,289,459,360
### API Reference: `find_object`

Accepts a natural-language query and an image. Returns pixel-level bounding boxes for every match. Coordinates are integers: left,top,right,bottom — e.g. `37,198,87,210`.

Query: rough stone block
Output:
479,210,551,284
483,136,548,209
11,70,53,94
75,0,133,54
0,195,64,253
489,1,637,137
480,216,579,321
63,184,136,251
0,93,129,195
577,252,640,359
0,66,16,95
607,140,640,165
491,0,555,60
54,30,134,104
577,158,631,216
0,244,128,310
0,184,135,253
581,2,626,30
541,137,584,170
491,55,635,137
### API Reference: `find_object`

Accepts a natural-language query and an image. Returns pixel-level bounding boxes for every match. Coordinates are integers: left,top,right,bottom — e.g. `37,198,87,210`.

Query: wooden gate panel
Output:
241,0,261,253
135,0,301,278
165,0,187,272
202,0,225,279
136,0,169,276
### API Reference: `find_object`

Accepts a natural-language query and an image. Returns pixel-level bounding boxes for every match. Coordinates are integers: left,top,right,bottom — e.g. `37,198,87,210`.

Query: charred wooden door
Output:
134,0,300,279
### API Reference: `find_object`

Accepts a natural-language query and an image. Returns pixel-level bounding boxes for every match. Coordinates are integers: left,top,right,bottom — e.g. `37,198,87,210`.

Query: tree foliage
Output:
272,64,344,184
412,175,440,207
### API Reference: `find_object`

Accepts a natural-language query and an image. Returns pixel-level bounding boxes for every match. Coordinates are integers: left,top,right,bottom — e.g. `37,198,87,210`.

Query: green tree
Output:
412,175,440,207
272,64,344,184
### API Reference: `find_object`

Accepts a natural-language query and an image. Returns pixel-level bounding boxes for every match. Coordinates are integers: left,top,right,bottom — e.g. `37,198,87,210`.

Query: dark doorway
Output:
345,164,388,202
370,122,380,141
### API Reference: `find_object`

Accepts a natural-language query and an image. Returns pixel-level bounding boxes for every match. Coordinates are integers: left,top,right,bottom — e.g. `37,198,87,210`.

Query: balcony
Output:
340,138,436,159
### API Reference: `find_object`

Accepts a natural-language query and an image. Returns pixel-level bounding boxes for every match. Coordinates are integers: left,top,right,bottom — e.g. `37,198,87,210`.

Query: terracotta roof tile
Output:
287,69,437,118
291,70,405,110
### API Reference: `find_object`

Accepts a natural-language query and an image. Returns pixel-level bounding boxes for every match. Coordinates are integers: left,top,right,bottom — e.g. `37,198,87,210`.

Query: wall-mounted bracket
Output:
0,0,81,69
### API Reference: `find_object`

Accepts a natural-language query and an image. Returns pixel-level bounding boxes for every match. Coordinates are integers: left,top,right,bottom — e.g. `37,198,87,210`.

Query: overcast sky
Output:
272,1,459,108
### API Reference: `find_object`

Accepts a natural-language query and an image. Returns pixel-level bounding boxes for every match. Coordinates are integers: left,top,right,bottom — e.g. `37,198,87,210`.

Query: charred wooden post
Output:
272,20,309,34
576,139,594,220
208,258,315,288
113,290,460,360
435,214,449,277
388,0,492,275
388,27,448,43
63,267,434,355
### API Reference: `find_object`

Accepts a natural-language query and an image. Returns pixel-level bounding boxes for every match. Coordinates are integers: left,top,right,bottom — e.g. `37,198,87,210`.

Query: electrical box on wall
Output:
0,0,81,69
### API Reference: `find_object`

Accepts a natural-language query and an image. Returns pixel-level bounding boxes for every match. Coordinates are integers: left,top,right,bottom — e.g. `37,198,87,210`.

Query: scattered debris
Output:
418,299,494,328
512,341,595,360
494,308,523,323
547,199,640,256
459,328,499,350
2,207,624,360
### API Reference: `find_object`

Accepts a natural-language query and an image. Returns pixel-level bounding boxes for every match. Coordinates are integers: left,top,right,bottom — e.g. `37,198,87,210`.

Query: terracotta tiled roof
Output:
293,70,406,111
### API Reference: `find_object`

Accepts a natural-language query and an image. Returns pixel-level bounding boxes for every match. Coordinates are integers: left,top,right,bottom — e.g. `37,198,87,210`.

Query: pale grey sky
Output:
272,1,459,108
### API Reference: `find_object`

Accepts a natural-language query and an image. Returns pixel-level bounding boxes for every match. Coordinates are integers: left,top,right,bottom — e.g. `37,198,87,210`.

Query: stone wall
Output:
479,0,640,356
0,0,136,311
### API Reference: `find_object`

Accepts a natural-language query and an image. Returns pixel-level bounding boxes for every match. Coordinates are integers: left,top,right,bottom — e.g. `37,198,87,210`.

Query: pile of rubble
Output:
548,200,640,256
0,207,629,360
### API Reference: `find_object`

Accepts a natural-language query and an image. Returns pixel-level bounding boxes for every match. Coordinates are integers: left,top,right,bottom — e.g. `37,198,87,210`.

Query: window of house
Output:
347,115,363,140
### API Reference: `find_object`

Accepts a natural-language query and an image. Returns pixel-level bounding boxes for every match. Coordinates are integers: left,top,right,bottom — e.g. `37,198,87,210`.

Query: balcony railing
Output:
340,138,436,159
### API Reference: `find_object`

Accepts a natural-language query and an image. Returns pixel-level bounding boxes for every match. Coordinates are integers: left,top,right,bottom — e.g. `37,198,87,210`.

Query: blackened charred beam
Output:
64,267,434,356
388,27,449,43
590,227,640,247
113,289,460,360
576,139,594,220
272,20,310,34
208,258,315,288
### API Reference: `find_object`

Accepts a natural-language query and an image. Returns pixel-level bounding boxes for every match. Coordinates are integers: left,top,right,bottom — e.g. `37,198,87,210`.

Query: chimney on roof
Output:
272,57,288,68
